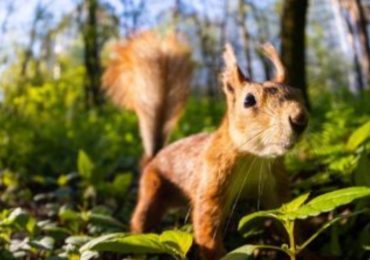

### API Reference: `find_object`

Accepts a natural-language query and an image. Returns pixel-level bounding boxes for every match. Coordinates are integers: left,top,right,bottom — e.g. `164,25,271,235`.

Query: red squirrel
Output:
103,30,308,260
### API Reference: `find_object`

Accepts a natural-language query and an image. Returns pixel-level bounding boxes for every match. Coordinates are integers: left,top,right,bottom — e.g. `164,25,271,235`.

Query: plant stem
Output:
286,221,296,260
297,209,369,254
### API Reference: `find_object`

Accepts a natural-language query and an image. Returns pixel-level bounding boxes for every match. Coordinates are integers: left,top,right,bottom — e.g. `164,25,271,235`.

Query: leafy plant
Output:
223,187,370,260
80,230,193,259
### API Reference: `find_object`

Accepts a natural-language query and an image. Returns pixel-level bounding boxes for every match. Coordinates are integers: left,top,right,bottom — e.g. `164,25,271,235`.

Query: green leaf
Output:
80,231,192,258
88,213,125,229
80,250,99,260
112,173,132,195
221,245,259,260
80,233,169,255
78,150,95,180
159,230,193,257
58,207,80,221
285,187,370,220
29,236,55,251
66,235,92,247
282,193,310,213
238,210,279,232
1,208,36,232
347,120,370,151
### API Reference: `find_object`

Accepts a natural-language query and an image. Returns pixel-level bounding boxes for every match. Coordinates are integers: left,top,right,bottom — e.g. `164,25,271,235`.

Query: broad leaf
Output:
65,236,92,247
80,233,169,255
29,236,54,251
58,207,80,221
81,250,99,260
80,231,192,258
282,193,310,213
78,150,95,180
88,213,125,228
285,187,370,220
113,173,132,195
221,245,259,260
159,230,193,257
347,120,370,151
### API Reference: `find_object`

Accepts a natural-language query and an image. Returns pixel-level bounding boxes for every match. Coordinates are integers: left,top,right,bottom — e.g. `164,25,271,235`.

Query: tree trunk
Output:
337,0,370,92
238,0,253,79
83,0,103,107
281,0,310,108
355,0,370,72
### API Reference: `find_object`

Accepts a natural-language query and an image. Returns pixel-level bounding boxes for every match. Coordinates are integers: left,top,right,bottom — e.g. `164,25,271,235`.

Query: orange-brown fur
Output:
103,31,308,260
103,30,193,159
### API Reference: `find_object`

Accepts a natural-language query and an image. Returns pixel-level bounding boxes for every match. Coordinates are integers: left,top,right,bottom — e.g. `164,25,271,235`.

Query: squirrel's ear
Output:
222,43,248,93
260,43,285,83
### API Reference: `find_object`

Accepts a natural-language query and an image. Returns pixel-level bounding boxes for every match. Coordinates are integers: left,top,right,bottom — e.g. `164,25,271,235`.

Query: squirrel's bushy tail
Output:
103,30,193,162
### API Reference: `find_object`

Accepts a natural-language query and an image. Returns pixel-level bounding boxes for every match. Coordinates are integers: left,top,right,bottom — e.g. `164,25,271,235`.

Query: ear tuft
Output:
223,43,238,69
260,42,285,83
222,43,247,92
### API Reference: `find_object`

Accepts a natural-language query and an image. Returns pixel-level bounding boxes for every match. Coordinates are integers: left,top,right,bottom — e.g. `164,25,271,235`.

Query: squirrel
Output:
103,30,308,260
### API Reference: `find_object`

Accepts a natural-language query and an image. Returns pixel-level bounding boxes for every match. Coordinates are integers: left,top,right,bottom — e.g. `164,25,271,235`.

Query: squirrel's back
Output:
103,31,193,160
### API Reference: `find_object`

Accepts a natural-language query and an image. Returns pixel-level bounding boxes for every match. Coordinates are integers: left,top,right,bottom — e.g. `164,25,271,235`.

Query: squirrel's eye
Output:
244,94,256,108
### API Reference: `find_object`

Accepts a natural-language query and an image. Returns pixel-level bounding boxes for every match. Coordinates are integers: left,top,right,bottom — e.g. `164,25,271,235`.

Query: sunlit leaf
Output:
347,120,370,151
159,230,193,257
80,250,99,260
285,187,370,219
80,233,168,255
77,150,95,180
58,207,80,221
80,231,192,258
112,172,132,195
221,245,259,260
29,236,55,251
282,193,310,213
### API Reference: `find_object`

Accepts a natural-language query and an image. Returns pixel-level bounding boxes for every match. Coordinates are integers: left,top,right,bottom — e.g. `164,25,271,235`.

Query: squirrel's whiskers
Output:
103,30,308,260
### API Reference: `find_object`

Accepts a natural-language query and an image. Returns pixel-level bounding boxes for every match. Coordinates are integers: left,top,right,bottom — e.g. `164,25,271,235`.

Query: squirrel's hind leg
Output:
130,167,169,233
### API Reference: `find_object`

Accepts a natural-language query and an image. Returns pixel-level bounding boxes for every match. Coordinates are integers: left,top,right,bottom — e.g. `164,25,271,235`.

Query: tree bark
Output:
355,0,370,77
336,0,370,92
83,0,103,107
281,0,310,108
237,0,253,79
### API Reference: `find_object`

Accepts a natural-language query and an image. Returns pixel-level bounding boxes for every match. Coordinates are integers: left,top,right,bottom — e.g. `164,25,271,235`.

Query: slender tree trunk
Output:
355,0,370,64
337,0,369,91
193,15,217,97
343,9,365,91
238,0,253,79
281,0,310,108
83,0,103,107
249,1,273,81
351,0,370,87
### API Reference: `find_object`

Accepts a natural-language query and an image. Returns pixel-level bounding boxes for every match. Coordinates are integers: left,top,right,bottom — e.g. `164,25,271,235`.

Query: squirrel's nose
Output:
289,112,308,135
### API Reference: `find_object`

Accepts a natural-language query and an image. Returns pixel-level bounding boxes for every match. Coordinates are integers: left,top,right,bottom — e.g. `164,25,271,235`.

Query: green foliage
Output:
347,120,370,151
80,230,193,259
78,150,96,182
233,187,370,260
239,187,370,231
0,44,370,258
286,91,370,194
